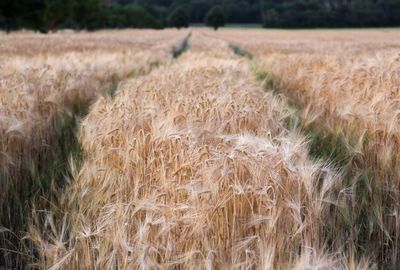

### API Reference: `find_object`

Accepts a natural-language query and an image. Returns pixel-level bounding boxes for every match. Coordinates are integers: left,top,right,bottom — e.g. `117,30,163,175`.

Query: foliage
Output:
121,0,262,24
168,6,189,29
262,0,400,28
1,0,400,32
117,0,400,28
0,0,162,32
102,4,162,29
205,6,225,30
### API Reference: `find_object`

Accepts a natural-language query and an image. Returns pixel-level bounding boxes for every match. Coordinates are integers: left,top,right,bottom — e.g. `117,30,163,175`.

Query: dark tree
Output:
0,0,48,32
168,7,189,29
1,0,400,32
263,9,279,28
74,0,104,30
103,4,161,29
43,0,74,32
205,6,224,30
0,0,21,32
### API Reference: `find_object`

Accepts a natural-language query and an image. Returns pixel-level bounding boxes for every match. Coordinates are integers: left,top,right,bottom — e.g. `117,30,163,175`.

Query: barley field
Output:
1,28,399,269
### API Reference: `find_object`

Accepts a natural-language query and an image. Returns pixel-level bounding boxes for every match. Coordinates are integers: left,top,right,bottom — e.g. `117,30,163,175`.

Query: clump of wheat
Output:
0,30,186,194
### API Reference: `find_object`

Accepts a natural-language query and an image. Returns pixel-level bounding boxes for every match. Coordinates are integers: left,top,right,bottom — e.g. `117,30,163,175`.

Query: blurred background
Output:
0,0,400,33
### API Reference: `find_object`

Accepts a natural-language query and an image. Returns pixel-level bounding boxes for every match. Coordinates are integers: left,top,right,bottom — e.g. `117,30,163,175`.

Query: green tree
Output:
0,11,5,29
43,0,74,32
1,0,400,32
168,7,189,29
19,0,47,32
0,0,20,32
103,4,161,29
74,0,103,30
205,6,225,30
263,9,279,27
0,0,47,32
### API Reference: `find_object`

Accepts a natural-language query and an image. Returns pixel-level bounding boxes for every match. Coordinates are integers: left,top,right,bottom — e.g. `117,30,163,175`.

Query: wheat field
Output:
1,28,399,269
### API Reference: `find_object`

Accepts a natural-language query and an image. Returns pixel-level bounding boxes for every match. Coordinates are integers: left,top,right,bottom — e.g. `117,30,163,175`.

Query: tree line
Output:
262,0,400,28
0,0,162,32
0,0,399,32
